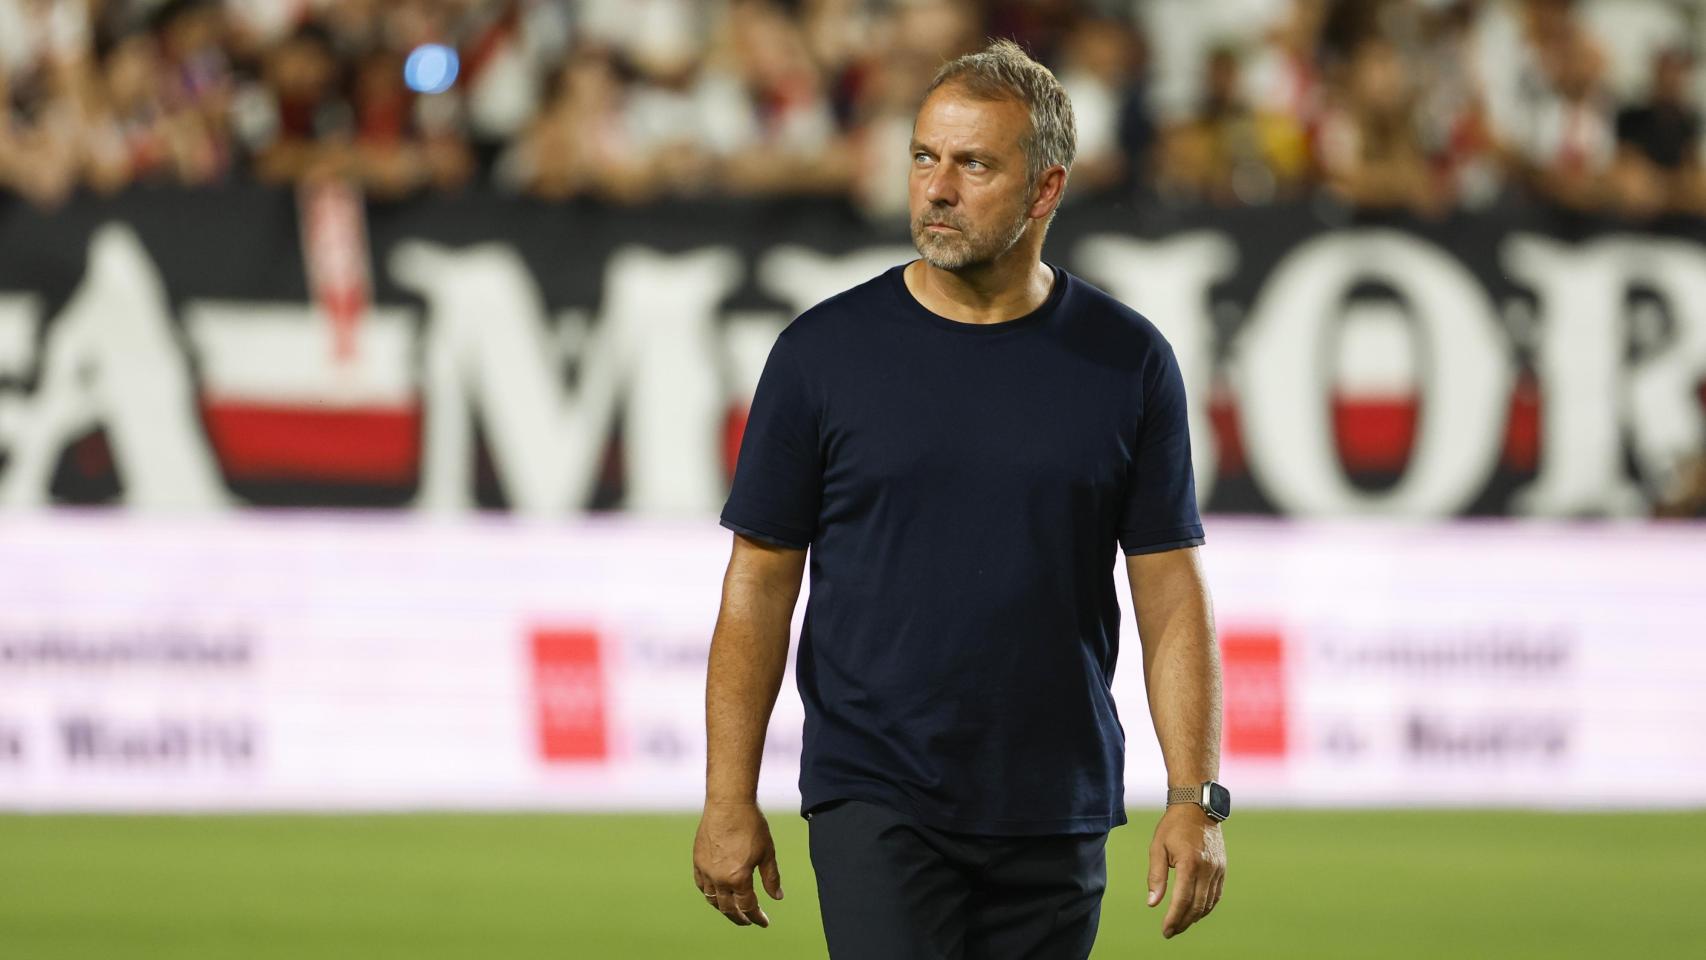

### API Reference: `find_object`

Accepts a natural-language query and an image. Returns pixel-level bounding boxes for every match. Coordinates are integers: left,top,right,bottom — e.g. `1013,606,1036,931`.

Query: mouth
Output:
923,223,959,233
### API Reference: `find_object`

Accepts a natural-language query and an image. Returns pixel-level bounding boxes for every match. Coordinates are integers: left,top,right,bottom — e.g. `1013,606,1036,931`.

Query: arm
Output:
692,532,807,929
1128,545,1227,939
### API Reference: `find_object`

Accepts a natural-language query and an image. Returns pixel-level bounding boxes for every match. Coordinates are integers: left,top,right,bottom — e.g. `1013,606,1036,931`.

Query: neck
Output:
907,235,1053,325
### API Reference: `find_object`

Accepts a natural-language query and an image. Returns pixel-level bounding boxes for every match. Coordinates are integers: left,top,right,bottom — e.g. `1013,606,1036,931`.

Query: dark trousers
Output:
807,799,1109,960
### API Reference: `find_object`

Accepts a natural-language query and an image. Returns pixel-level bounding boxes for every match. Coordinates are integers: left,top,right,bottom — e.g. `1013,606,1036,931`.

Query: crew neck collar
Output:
891,260,1066,335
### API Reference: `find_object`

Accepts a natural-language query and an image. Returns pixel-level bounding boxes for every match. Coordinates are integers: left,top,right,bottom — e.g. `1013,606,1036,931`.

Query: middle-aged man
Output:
692,39,1228,958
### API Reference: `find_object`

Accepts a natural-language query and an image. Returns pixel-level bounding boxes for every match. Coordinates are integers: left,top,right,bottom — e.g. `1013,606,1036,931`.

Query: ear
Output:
1028,165,1067,221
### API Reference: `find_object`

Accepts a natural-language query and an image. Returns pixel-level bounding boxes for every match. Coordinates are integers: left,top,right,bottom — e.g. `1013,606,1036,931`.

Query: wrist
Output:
704,794,759,807
1165,778,1232,822
1163,802,1213,823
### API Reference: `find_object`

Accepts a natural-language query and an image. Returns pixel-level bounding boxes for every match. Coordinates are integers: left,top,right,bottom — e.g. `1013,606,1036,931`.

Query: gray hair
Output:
923,39,1077,188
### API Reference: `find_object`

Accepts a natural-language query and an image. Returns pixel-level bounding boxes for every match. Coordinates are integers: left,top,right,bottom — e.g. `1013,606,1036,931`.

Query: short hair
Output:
923,39,1077,187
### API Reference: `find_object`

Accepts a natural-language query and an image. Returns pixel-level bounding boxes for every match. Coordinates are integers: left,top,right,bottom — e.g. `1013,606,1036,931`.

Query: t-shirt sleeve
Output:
720,329,821,549
1118,342,1205,556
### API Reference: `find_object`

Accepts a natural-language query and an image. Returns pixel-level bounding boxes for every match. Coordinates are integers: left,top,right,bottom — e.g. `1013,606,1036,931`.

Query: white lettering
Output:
1620,239,1706,496
186,302,416,407
1236,231,1513,516
0,226,228,510
1503,236,1644,515
0,294,41,453
394,242,740,515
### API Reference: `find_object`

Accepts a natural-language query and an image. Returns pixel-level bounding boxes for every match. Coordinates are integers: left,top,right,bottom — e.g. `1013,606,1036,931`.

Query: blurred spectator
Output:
499,46,653,201
713,0,848,196
0,0,1704,221
349,47,473,197
842,0,979,217
1511,1,1616,211
1055,16,1153,199
1243,0,1326,137
578,0,703,80
802,0,876,97
150,0,235,183
458,1,569,159
0,0,88,207
1611,48,1704,219
1317,34,1441,215
245,23,350,184
987,0,1080,65
155,1,232,119
1137,0,1293,125
83,32,205,191
1414,1,1502,209
1157,43,1309,206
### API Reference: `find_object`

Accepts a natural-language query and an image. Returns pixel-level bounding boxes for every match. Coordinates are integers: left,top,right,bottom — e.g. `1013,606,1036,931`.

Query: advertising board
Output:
3,515,1700,811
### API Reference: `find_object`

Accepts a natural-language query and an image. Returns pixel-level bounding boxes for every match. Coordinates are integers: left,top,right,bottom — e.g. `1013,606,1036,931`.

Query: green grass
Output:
2,809,1703,958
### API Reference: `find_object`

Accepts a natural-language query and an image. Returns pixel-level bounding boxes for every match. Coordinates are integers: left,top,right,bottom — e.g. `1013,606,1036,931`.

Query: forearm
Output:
1130,549,1222,785
704,565,800,803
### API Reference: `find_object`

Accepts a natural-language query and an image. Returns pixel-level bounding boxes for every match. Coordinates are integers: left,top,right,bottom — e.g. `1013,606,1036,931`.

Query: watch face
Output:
1207,782,1231,820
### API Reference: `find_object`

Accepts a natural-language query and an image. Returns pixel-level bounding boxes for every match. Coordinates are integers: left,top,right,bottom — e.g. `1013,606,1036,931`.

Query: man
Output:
1611,47,1704,218
692,39,1228,958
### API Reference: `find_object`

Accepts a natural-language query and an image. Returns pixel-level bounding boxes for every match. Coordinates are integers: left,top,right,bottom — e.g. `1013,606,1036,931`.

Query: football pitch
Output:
3,809,1702,959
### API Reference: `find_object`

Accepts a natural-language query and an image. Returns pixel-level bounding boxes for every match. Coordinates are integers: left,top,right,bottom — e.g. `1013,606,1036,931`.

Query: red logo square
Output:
1220,630,1288,758
531,628,608,762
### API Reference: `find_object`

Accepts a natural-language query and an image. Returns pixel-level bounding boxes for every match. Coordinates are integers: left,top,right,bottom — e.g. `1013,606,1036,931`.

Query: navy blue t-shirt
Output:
720,262,1204,836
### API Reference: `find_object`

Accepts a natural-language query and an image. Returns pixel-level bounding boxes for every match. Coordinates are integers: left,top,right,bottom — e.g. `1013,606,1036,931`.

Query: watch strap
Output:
1166,784,1204,806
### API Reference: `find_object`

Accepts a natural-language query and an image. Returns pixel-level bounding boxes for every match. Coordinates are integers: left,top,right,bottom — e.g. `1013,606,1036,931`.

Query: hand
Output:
693,799,785,928
1146,803,1227,939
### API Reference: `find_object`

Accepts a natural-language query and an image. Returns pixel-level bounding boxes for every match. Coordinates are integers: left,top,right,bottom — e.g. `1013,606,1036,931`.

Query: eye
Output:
964,159,983,170
913,152,933,165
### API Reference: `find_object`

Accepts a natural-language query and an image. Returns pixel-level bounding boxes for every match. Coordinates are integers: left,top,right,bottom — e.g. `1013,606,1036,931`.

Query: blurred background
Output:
1,1,1704,958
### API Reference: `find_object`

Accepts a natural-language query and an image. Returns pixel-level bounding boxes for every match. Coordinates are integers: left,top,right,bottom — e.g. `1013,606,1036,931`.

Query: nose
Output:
923,163,958,205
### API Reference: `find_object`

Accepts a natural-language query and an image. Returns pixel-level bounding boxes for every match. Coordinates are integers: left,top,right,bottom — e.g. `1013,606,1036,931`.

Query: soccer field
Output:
3,810,1703,959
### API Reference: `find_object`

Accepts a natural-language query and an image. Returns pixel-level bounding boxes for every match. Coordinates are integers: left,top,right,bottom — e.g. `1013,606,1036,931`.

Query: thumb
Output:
759,849,785,901
1147,839,1169,907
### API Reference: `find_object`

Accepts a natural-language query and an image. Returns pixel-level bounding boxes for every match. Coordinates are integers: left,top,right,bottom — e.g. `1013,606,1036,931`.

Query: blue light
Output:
403,44,459,95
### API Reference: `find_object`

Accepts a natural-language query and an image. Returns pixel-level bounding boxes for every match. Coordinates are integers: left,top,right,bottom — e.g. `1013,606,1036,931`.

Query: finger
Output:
714,886,751,926
733,885,771,928
694,866,717,910
1163,863,1198,938
1206,871,1225,916
1146,839,1168,908
759,850,785,901
1188,863,1215,928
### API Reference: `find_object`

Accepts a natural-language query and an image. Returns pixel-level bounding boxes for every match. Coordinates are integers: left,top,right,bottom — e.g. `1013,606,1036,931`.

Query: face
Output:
1351,39,1406,112
107,36,158,105
1655,52,1689,101
909,85,1038,271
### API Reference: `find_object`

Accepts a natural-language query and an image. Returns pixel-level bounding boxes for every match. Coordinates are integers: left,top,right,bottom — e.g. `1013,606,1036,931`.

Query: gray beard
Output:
912,203,1031,271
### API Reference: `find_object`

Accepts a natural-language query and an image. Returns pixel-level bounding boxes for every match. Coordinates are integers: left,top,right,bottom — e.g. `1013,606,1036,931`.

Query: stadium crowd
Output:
1,0,1703,220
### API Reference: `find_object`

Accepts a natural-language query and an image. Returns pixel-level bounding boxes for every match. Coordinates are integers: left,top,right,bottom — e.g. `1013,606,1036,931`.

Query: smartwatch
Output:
1166,780,1231,822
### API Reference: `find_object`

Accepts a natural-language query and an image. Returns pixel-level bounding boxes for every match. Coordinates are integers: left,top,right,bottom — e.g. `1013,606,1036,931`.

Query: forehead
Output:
913,85,1030,155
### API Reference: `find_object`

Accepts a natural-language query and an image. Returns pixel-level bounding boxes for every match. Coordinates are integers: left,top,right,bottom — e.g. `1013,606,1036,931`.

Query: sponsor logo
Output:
0,626,254,671
59,714,255,767
530,628,608,762
1220,630,1287,758
0,721,21,763
1405,713,1569,762
1316,627,1572,676
626,632,720,671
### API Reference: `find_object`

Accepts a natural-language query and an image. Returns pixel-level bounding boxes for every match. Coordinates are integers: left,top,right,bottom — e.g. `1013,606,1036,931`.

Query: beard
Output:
910,197,1032,271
